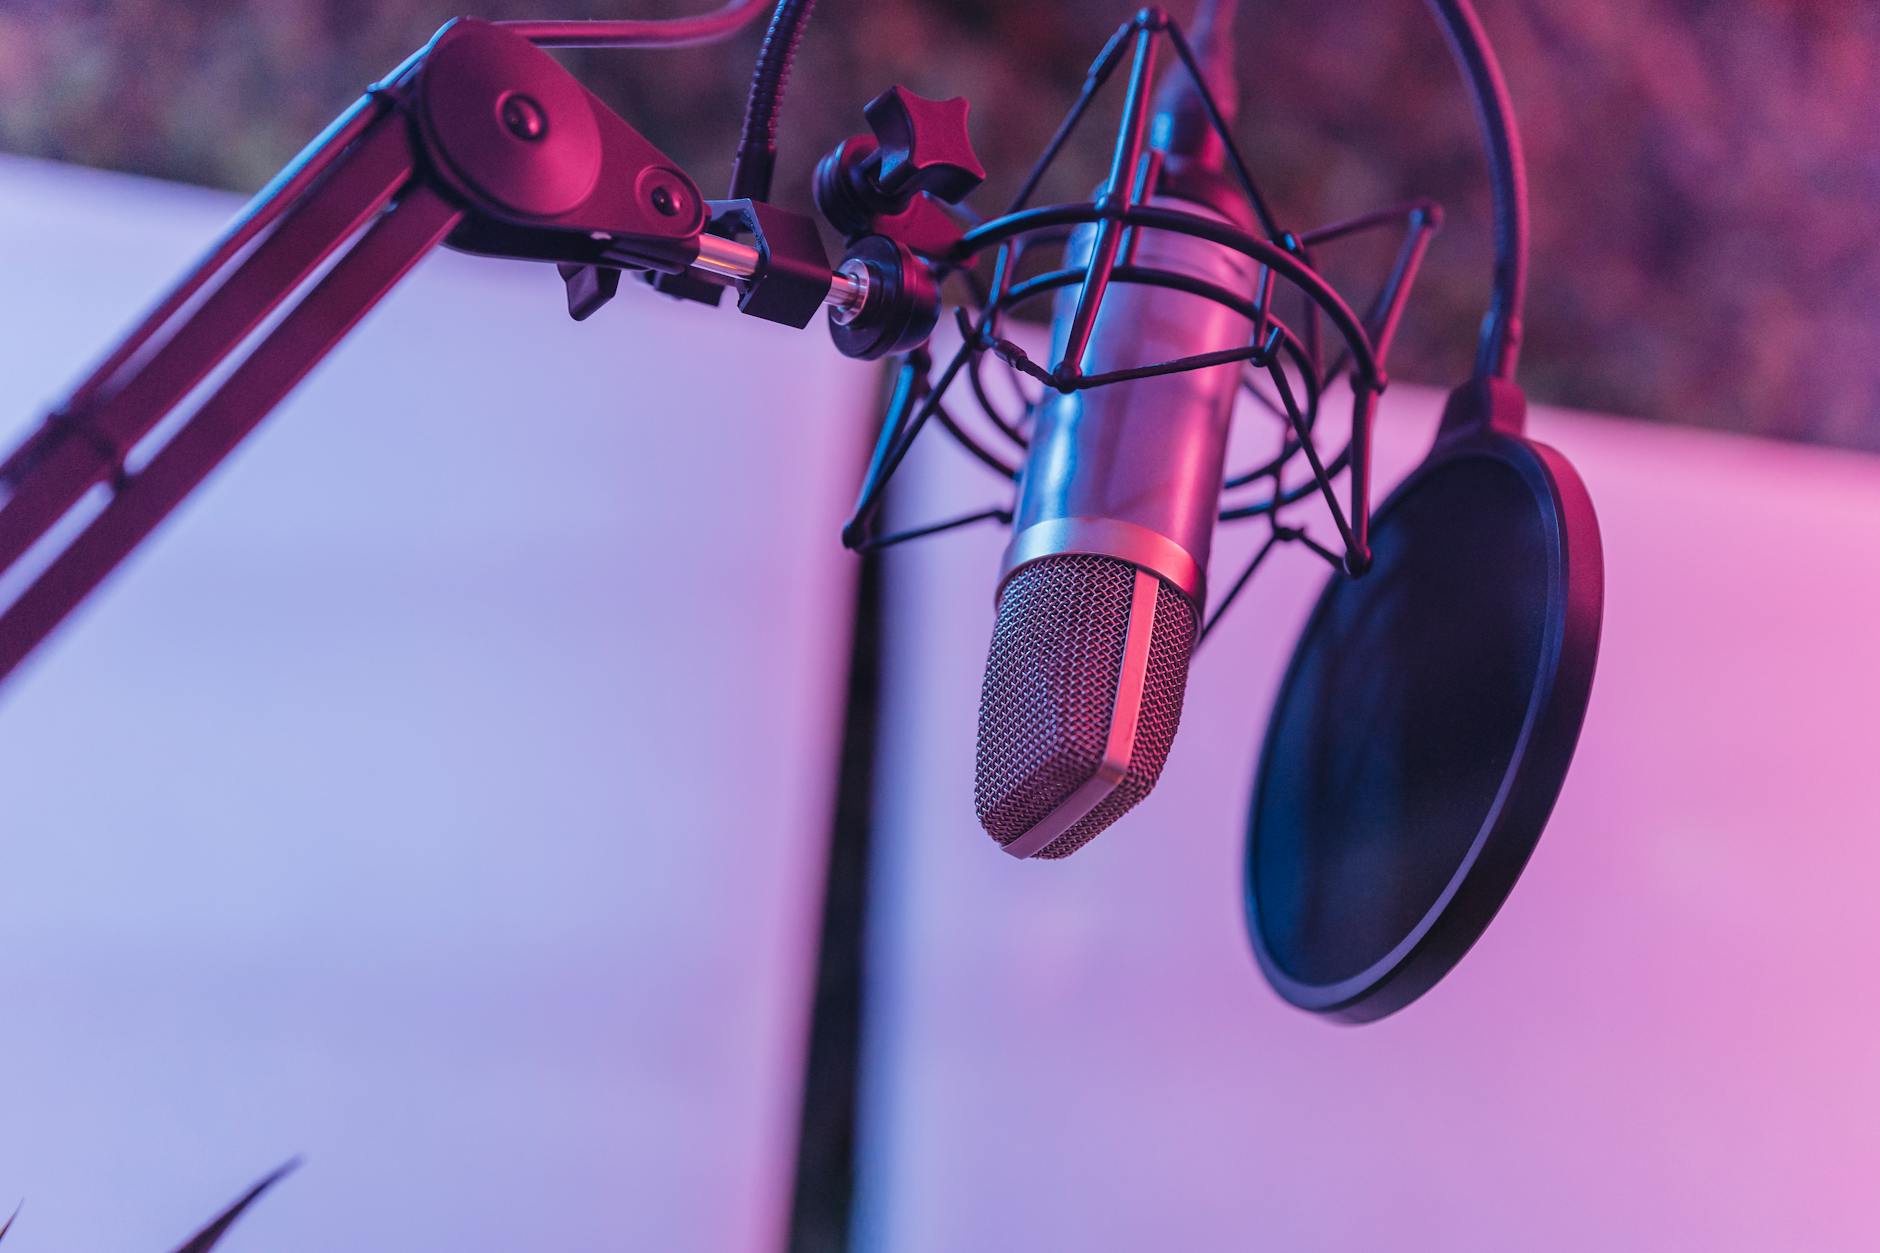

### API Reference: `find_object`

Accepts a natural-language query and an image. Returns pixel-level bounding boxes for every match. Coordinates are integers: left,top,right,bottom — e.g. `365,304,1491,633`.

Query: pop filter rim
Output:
1243,425,1603,1022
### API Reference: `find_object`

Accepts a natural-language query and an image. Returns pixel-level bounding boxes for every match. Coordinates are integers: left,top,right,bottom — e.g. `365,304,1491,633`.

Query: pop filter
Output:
1235,0,1605,1021
1245,382,1602,1021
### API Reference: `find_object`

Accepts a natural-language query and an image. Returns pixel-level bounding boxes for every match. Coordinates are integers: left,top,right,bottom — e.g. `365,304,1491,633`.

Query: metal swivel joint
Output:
812,86,986,360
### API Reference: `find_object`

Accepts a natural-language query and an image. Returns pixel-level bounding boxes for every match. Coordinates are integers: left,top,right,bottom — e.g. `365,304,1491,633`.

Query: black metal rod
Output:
1200,531,1279,642
1002,20,1137,217
987,335,1059,390
1072,340,1273,389
842,342,976,547
1163,19,1283,240
932,393,1020,479
1292,528,1345,570
955,310,1030,456
1238,365,1290,423
860,506,1012,552
1252,264,1276,350
841,351,928,547
1316,204,1441,387
1221,334,1323,488
1300,199,1441,248
1266,360,1359,563
962,346,1030,455
1052,20,1161,383
1367,209,1440,366
1346,384,1378,570
1218,450,1352,520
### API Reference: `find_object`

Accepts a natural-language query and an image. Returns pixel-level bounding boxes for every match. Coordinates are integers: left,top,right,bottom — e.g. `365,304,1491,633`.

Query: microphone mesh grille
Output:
975,554,1196,858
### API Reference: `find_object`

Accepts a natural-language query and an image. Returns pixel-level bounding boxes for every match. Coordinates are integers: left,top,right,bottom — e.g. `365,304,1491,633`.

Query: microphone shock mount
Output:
833,6,1456,654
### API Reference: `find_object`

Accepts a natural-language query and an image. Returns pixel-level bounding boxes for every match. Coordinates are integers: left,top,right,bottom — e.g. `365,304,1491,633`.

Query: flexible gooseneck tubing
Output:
1423,0,1529,381
728,0,819,202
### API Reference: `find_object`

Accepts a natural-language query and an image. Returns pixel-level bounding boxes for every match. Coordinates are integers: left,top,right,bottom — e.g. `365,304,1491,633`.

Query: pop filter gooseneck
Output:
1425,0,1529,381
1243,0,1604,1022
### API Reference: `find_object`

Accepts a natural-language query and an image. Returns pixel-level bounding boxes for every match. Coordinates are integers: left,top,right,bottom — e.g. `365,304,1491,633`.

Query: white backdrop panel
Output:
858,366,1880,1250
0,155,870,1253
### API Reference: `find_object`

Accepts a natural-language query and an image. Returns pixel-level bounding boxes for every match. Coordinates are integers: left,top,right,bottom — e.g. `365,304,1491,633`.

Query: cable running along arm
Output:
499,0,772,48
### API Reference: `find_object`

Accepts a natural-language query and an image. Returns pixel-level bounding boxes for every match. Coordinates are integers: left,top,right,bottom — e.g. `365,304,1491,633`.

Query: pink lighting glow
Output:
856,345,1880,1249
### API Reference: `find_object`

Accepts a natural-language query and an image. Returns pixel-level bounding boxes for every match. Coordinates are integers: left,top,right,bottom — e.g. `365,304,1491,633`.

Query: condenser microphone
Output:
974,7,1254,859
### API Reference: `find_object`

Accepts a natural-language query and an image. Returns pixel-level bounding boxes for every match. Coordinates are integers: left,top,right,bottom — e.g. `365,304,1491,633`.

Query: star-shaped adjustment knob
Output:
862,86,986,205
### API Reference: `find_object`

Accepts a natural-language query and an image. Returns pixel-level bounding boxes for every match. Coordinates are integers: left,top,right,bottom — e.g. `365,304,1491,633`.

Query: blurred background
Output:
1,0,1876,449
4,3,1880,1251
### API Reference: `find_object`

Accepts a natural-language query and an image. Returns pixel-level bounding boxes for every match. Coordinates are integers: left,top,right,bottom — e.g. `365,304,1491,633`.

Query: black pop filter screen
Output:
1248,438,1601,1021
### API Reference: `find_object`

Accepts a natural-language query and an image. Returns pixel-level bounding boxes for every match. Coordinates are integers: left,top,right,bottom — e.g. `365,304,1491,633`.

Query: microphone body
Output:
975,192,1258,858
1007,196,1258,604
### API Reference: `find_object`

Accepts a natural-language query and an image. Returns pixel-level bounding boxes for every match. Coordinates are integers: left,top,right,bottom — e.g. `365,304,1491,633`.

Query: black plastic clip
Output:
558,263,622,322
706,199,834,330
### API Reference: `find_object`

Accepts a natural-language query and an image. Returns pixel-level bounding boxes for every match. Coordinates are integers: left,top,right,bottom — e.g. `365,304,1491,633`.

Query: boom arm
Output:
0,18,864,688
